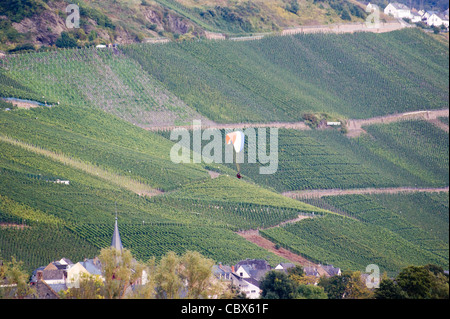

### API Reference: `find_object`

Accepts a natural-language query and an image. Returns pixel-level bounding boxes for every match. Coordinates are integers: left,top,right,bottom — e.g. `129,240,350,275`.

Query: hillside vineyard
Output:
0,28,448,280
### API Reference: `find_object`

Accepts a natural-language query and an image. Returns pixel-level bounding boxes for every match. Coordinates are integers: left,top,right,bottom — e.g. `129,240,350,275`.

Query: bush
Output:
286,0,300,14
55,32,78,48
8,43,35,53
260,271,298,299
0,0,45,23
302,113,319,127
340,9,352,21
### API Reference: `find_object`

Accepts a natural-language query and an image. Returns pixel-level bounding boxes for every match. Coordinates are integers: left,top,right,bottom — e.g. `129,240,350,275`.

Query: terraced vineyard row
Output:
159,119,449,193
316,193,449,259
260,212,448,275
1,46,204,127
123,28,448,123
0,109,210,192
68,223,287,266
0,222,98,274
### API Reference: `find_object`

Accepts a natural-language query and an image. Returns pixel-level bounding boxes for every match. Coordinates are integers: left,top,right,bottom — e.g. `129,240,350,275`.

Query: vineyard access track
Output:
144,108,450,137
283,186,450,199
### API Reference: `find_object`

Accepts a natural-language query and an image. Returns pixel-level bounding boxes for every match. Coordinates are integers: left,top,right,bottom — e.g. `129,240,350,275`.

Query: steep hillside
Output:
123,28,448,123
0,26,448,275
0,0,370,51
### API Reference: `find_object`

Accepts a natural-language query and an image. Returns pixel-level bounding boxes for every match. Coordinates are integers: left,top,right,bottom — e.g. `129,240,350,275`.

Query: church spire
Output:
111,203,123,251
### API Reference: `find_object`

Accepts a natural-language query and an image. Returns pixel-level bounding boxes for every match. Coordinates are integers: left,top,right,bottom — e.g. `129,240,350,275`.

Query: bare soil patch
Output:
0,223,30,229
238,229,329,277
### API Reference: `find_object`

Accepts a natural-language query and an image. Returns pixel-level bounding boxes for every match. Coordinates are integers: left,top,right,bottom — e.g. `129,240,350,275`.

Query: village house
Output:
384,3,412,19
212,259,272,299
230,273,261,299
212,263,233,281
66,257,103,288
322,264,342,277
235,259,271,282
410,10,423,23
30,215,153,298
274,263,295,273
427,12,449,28
30,258,72,298
303,266,321,277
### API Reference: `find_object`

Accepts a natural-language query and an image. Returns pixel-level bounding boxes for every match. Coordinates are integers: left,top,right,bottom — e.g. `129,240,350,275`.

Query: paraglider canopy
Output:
226,131,245,179
226,131,245,153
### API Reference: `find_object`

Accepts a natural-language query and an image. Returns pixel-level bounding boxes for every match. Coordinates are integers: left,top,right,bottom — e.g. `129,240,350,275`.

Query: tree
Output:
424,264,449,299
0,256,35,299
396,266,434,299
98,247,146,299
318,272,351,299
180,251,217,299
154,251,220,299
55,32,78,48
344,271,374,299
154,251,183,299
375,265,448,299
60,272,105,299
260,270,298,299
286,0,300,14
375,278,408,299
297,284,328,299
287,265,304,277
340,10,352,21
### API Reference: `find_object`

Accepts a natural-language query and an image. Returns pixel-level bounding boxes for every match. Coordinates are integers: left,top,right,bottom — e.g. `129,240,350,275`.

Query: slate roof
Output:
231,273,260,289
59,258,74,265
212,265,233,277
322,265,341,276
304,266,320,277
278,263,295,270
80,259,103,276
435,13,449,21
236,259,271,271
47,283,68,294
390,2,410,10
42,269,65,280
111,217,123,251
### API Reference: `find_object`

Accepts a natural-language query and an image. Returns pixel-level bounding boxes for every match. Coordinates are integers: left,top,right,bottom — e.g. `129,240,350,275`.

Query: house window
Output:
240,272,243,277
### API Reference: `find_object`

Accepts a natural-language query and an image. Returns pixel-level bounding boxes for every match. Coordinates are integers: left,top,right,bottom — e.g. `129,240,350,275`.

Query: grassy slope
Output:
0,136,292,270
0,29,448,274
0,108,209,192
154,0,355,34
266,191,449,274
261,211,448,275
123,28,448,123
2,47,207,127
157,119,449,193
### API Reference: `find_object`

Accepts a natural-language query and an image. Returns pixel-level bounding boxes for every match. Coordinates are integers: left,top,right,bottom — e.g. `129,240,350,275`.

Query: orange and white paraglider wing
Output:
226,131,245,153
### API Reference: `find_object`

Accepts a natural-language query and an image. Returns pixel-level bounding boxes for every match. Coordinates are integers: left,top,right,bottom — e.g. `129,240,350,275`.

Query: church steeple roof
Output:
111,207,123,251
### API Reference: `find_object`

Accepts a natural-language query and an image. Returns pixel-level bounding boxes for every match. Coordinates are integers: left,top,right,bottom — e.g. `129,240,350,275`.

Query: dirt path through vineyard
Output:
145,109,449,136
238,186,448,272
283,186,449,199
345,109,450,137
237,228,330,277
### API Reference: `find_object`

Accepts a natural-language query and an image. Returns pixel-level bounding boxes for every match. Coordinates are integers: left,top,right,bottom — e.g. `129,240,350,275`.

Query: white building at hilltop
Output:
384,2,412,19
427,12,449,28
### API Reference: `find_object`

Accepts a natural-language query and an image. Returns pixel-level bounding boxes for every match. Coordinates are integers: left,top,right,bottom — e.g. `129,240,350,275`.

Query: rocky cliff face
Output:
5,0,200,48
12,8,66,46
141,6,200,36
